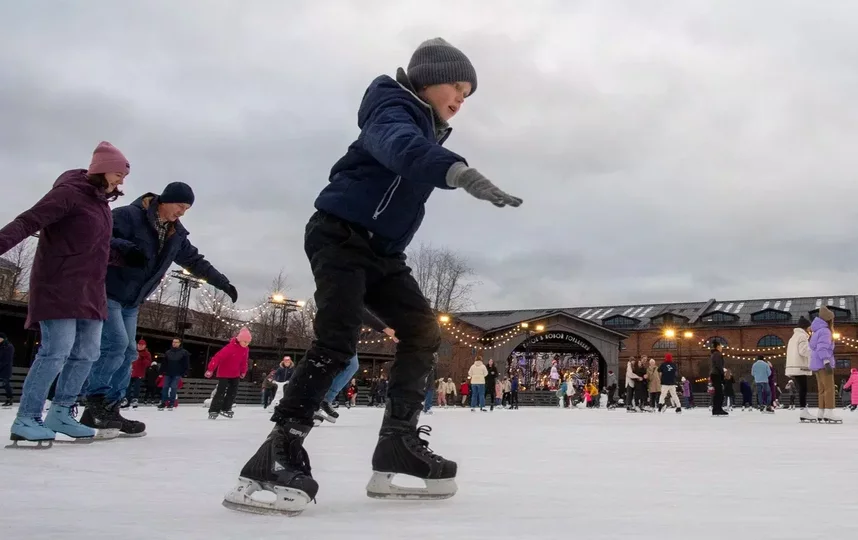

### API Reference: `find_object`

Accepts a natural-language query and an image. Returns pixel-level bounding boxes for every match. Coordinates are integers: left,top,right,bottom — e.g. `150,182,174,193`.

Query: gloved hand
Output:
125,246,147,268
204,370,213,379
224,284,238,303
446,164,522,208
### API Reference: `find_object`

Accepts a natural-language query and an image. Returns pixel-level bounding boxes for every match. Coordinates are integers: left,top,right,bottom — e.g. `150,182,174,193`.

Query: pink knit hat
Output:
88,141,130,175
236,327,252,343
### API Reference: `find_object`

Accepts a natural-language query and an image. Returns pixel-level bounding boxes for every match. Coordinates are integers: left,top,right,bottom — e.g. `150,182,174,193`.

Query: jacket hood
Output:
810,316,830,333
132,193,189,236
793,328,809,336
54,169,103,197
852,368,857,375
357,71,452,142
473,359,483,364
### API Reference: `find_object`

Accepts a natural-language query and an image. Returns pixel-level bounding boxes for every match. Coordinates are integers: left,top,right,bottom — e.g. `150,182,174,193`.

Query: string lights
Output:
199,287,269,314
439,320,524,350
146,276,172,301
696,338,786,354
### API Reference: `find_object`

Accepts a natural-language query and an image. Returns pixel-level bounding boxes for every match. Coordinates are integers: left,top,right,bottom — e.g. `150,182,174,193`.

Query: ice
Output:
2,405,858,539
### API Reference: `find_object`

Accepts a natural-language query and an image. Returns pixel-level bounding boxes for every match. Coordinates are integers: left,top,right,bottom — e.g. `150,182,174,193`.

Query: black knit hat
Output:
798,316,811,330
407,38,478,95
160,182,195,206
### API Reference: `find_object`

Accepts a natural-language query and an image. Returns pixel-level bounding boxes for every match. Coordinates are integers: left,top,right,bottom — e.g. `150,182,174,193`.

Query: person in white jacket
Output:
468,358,489,411
786,316,813,421
625,357,641,412
445,378,457,407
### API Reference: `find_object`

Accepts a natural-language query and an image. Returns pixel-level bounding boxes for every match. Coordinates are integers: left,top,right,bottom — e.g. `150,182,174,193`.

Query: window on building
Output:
809,307,851,321
603,315,640,328
750,310,791,323
652,338,677,350
701,312,739,324
756,335,785,348
836,358,851,369
650,313,689,327
704,336,729,348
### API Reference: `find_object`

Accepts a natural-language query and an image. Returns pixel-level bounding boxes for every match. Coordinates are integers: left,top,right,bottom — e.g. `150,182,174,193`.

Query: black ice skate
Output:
1,399,12,408
79,396,122,439
366,399,457,500
209,412,219,420
318,401,339,424
222,421,318,516
107,401,146,438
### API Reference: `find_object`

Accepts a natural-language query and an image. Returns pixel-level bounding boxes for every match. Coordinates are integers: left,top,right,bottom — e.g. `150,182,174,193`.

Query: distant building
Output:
441,295,858,389
0,257,23,300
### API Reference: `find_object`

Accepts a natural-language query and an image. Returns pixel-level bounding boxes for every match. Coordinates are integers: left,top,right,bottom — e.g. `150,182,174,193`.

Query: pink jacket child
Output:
205,327,251,379
843,368,858,406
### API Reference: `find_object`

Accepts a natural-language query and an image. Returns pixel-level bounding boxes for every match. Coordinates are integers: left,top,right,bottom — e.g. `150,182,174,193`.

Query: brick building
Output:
441,295,858,391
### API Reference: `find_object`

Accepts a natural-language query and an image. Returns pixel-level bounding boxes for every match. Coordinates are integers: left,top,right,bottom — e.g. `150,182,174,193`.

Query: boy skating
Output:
222,38,521,516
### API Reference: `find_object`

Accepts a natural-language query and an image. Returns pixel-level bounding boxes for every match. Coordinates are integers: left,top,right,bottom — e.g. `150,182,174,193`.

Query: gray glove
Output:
446,163,522,208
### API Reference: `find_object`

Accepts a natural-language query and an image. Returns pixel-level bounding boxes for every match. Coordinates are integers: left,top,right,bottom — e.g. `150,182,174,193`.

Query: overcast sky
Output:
3,0,858,314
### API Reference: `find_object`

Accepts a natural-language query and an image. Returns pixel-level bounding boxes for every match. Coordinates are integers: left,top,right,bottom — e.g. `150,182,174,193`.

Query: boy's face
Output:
421,81,472,122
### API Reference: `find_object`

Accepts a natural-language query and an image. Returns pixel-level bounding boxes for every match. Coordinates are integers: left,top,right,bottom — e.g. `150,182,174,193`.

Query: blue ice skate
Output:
43,404,96,443
7,416,55,449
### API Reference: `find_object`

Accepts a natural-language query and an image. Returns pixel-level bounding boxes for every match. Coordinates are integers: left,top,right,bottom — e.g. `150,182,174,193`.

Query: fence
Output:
4,368,851,408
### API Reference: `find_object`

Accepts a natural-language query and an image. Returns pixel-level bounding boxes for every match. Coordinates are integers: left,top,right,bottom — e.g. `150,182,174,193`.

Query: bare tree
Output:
138,280,177,330
408,242,476,313
0,237,35,301
193,288,234,339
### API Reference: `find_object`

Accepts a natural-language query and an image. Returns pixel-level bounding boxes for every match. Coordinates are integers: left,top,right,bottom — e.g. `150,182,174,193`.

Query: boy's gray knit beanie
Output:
407,38,477,95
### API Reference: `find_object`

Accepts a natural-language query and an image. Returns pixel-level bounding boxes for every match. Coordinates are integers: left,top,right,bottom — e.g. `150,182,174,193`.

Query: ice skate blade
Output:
366,472,457,500
93,429,120,440
54,436,96,445
5,439,53,449
222,477,310,516
118,431,147,438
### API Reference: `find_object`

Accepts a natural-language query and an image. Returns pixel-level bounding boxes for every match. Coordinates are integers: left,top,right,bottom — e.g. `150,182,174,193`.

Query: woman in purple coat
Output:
0,142,129,447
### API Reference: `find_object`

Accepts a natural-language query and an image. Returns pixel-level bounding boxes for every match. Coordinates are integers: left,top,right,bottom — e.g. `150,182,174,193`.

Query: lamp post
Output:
663,328,694,373
268,294,305,359
171,268,206,339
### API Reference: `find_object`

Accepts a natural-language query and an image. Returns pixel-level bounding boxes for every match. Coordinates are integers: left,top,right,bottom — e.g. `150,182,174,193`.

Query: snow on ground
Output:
2,405,858,540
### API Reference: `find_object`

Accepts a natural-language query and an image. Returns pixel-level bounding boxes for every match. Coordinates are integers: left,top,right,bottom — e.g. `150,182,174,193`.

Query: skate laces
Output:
69,404,78,418
408,425,442,461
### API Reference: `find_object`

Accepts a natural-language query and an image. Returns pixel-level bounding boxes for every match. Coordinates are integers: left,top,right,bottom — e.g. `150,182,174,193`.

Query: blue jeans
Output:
424,388,434,412
85,299,139,403
161,375,181,406
470,384,486,408
755,383,770,406
18,319,103,418
325,354,358,403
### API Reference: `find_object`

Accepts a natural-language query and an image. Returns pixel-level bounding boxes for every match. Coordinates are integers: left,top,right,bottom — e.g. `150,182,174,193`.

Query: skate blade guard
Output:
222,477,312,516
366,472,457,500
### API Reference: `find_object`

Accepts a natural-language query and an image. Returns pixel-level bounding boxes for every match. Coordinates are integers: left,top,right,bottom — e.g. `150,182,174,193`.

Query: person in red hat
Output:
657,353,682,413
126,340,152,409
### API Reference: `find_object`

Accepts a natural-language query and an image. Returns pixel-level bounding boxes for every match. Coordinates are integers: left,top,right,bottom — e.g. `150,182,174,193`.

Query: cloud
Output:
2,0,858,314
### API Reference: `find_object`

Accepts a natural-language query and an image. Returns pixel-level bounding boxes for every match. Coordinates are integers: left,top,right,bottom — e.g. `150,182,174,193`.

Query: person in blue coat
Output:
81,182,236,436
0,333,14,407
226,38,522,514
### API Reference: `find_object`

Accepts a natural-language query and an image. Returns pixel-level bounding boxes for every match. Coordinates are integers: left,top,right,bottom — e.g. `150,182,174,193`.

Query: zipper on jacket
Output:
372,175,401,220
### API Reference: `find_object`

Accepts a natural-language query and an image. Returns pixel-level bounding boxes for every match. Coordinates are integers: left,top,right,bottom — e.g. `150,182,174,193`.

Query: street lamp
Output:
439,315,450,324
268,294,305,358
663,328,693,372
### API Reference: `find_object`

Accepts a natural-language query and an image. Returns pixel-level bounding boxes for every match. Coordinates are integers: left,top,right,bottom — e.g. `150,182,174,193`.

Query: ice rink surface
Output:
2,404,857,540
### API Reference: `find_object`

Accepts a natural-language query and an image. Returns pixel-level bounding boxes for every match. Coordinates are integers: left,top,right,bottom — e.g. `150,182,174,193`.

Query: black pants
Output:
634,381,647,407
625,385,634,408
501,391,510,407
710,372,725,413
210,378,240,413
795,375,809,408
0,378,11,400
607,384,616,406
487,381,497,410
649,392,659,408
262,387,276,408
510,391,519,408
273,212,440,423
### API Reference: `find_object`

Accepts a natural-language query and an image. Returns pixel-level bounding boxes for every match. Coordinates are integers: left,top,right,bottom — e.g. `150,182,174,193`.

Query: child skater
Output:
205,327,251,419
223,38,521,515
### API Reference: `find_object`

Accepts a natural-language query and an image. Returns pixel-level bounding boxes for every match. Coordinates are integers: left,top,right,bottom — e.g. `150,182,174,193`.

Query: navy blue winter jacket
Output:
107,194,230,308
314,69,466,255
160,347,190,377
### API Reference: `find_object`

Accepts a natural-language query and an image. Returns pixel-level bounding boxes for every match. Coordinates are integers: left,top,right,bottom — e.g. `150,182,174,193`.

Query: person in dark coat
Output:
485,358,499,411
274,356,295,383
0,333,14,406
0,142,128,442
709,342,727,416
83,181,237,435
739,377,754,410
144,361,160,404
158,338,190,409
